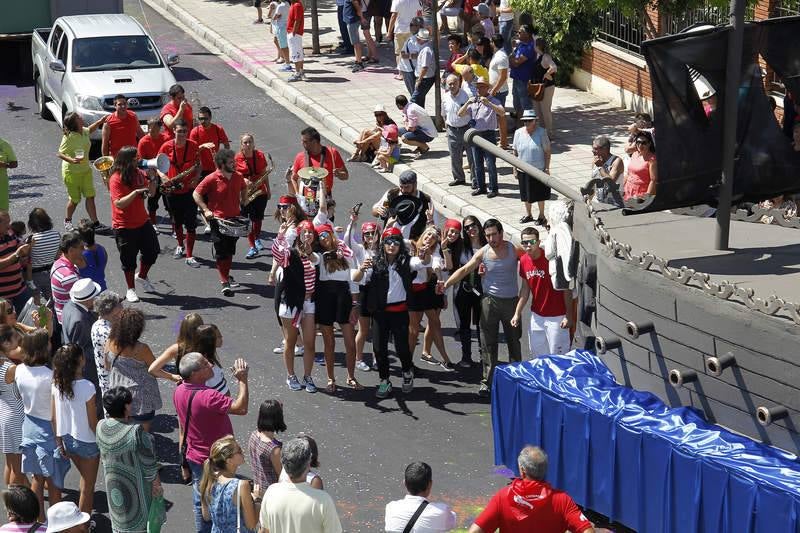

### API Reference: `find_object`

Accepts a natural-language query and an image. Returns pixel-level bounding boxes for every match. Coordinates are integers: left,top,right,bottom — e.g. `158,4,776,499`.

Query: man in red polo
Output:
160,83,194,140
102,94,143,158
137,117,170,226
189,106,231,178
469,446,594,533
158,119,200,267
193,148,246,296
290,127,348,219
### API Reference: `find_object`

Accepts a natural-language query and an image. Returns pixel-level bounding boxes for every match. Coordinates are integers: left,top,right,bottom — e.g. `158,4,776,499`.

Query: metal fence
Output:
773,0,800,16
597,7,645,56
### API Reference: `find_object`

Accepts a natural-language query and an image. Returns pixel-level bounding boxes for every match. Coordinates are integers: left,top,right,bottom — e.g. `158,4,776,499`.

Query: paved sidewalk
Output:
142,0,634,238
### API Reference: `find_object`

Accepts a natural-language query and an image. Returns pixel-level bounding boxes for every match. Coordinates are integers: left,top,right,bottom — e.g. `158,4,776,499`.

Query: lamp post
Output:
714,0,746,250
310,0,321,54
431,0,445,131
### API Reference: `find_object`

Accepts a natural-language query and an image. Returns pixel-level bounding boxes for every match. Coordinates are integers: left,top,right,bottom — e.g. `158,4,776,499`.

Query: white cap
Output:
46,502,90,533
374,104,386,113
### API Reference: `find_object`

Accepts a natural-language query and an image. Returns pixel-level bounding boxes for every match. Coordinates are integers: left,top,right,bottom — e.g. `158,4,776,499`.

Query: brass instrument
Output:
93,156,114,188
160,162,199,194
243,154,274,206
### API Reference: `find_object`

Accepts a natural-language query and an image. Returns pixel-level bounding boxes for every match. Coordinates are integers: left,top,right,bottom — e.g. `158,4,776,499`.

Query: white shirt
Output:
391,0,422,33
415,45,436,78
402,103,436,138
441,87,471,128
15,364,53,419
52,379,96,442
399,35,421,73
260,481,343,533
385,495,457,532
498,0,514,21
489,50,510,94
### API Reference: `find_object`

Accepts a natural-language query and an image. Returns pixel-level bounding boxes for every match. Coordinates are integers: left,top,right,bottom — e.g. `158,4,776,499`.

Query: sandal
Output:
421,353,439,365
326,379,337,393
346,377,364,390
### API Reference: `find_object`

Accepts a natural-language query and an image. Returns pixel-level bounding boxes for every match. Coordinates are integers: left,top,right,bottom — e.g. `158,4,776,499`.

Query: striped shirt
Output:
30,229,61,270
0,233,24,300
0,523,47,532
272,234,317,296
50,256,80,323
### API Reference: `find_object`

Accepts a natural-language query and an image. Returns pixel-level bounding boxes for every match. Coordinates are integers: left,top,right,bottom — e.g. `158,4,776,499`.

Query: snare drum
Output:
215,216,252,238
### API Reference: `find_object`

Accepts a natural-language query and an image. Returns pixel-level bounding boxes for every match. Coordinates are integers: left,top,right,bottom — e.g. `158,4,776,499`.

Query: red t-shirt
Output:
173,383,233,464
105,109,140,157
518,252,566,317
287,2,304,34
158,139,200,192
189,123,230,173
291,146,344,193
474,479,593,533
195,170,246,219
159,101,194,139
109,169,149,229
235,150,269,194
137,132,170,160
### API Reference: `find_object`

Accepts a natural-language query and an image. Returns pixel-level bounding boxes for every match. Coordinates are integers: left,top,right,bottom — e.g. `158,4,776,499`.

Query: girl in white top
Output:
51,344,98,516
191,324,230,395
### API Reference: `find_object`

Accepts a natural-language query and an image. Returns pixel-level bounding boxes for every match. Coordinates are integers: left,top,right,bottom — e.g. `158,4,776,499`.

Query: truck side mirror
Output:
49,60,66,72
166,54,180,66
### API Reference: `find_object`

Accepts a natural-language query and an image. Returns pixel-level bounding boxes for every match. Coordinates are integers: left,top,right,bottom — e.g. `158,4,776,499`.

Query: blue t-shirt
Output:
510,40,536,81
79,245,108,292
512,126,549,170
343,0,359,22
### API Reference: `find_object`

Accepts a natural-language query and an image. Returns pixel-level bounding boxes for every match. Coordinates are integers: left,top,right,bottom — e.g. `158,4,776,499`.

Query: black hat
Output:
389,194,423,226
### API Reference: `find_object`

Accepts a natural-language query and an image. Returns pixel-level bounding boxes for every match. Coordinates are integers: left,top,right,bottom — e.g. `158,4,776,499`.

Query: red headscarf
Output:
444,219,462,232
297,220,315,235
314,223,334,236
279,195,298,206
382,227,402,239
361,221,380,234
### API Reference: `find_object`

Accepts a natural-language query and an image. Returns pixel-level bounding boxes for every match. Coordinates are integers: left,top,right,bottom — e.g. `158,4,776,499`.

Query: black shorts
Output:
254,0,263,7
114,223,160,271
167,193,199,230
518,171,551,203
210,219,239,260
408,281,444,312
314,280,353,326
358,287,371,318
242,194,269,222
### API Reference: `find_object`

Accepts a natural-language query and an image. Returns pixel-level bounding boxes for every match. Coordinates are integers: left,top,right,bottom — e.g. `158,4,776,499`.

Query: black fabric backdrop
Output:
629,16,800,213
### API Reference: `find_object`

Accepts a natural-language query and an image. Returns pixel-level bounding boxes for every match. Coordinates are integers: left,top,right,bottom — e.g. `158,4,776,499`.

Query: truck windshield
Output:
72,36,161,72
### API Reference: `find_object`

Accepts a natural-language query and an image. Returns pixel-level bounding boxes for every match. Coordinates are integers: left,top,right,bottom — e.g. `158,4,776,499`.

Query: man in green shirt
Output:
0,138,18,211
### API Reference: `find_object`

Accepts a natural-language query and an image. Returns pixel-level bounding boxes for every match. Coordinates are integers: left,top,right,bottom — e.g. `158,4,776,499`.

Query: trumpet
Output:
243,154,274,206
93,156,114,188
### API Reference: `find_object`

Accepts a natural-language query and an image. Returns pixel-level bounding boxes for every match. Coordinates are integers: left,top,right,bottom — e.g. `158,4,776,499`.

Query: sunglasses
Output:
384,239,402,246
278,204,290,209
199,116,210,121
363,231,375,237
318,231,332,238
521,238,538,245
635,139,649,145
465,223,478,231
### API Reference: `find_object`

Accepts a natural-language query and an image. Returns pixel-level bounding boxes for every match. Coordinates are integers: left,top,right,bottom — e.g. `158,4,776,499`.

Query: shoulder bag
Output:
527,81,545,101
179,389,199,484
402,500,429,533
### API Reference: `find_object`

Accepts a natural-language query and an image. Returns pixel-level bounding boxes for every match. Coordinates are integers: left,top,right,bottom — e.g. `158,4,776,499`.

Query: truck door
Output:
46,26,67,110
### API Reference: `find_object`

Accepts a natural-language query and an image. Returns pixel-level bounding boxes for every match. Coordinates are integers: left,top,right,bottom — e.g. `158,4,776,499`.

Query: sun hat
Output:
70,278,102,303
46,502,90,533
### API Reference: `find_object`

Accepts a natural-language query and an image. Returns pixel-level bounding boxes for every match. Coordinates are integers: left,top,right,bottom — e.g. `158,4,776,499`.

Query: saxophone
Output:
159,161,199,194
243,153,274,206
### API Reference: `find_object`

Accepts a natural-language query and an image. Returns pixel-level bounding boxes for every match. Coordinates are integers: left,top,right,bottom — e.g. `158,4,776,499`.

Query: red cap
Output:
279,195,298,205
297,220,315,234
362,221,379,234
444,219,462,232
314,223,334,235
382,227,402,239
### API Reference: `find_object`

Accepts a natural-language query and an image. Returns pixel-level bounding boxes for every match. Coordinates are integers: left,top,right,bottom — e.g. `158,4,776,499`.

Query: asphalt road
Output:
0,1,517,530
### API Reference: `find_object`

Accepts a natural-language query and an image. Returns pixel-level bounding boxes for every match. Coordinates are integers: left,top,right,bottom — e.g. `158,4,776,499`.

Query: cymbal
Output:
297,166,329,182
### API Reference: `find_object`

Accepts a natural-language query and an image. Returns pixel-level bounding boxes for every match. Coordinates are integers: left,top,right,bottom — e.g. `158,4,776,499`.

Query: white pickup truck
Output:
32,14,180,139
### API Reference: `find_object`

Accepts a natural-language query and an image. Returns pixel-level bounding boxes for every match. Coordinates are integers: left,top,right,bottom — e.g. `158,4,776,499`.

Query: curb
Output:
142,0,519,239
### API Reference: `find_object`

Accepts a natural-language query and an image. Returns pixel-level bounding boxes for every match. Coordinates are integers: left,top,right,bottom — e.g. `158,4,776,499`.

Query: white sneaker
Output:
125,289,140,303
135,275,156,293
273,340,285,354
185,257,200,268
174,245,185,258
294,345,304,356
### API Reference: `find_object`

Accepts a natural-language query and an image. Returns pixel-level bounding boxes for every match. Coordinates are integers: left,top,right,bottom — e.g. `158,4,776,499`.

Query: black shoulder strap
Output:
402,500,429,533
26,522,42,533
180,389,200,457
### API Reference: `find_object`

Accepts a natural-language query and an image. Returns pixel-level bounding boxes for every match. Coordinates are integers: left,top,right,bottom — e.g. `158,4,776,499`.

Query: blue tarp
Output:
491,350,800,533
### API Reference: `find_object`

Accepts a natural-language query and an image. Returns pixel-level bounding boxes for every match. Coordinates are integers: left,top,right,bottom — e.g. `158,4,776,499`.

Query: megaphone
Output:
137,153,170,174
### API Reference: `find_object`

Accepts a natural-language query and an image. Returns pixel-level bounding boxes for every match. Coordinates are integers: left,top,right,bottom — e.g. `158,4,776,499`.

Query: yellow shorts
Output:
394,32,411,56
63,171,95,203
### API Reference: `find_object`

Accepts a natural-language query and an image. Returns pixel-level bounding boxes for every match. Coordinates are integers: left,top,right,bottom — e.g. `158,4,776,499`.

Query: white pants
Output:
528,311,570,358
288,33,304,63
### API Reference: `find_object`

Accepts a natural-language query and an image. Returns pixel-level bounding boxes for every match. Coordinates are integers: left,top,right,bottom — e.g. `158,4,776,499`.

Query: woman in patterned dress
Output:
199,435,258,533
96,386,163,533
0,325,26,485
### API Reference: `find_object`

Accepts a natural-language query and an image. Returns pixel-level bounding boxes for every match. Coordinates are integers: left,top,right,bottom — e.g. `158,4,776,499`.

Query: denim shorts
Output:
400,128,435,144
346,21,361,45
62,434,99,459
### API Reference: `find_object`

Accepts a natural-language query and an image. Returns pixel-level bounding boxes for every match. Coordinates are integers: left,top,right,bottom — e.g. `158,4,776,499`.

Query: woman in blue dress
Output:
199,435,259,533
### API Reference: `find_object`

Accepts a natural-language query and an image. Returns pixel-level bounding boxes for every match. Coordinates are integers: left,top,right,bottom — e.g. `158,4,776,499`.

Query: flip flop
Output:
346,378,364,390
326,379,337,393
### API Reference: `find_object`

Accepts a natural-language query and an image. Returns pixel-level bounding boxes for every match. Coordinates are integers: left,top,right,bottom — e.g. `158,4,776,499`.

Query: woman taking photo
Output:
0,325,26,486
105,308,168,431
354,227,431,398
442,216,485,367
96,386,164,533
0,300,48,362
199,436,258,533
623,130,657,200
272,220,319,393
408,227,455,371
148,312,204,380
50,344,98,516
56,112,107,232
345,213,381,372
531,38,558,140
236,133,271,260
7,329,68,522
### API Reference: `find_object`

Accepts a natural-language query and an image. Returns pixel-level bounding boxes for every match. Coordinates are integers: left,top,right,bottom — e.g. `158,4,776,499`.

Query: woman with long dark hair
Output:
442,215,485,366
108,146,160,303
272,219,319,393
353,227,431,398
345,211,381,372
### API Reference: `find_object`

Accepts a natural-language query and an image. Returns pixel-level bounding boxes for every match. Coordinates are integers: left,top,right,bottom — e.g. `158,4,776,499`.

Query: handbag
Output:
527,82,545,101
147,493,166,533
179,390,199,485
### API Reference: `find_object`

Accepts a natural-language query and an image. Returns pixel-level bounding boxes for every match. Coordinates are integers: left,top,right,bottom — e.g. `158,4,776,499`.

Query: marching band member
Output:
235,133,271,259
290,127,348,219
159,84,194,140
107,146,160,303
189,107,230,178
102,94,142,158
193,149,247,297
352,227,431,398
272,219,319,393
137,117,170,226
158,119,201,267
